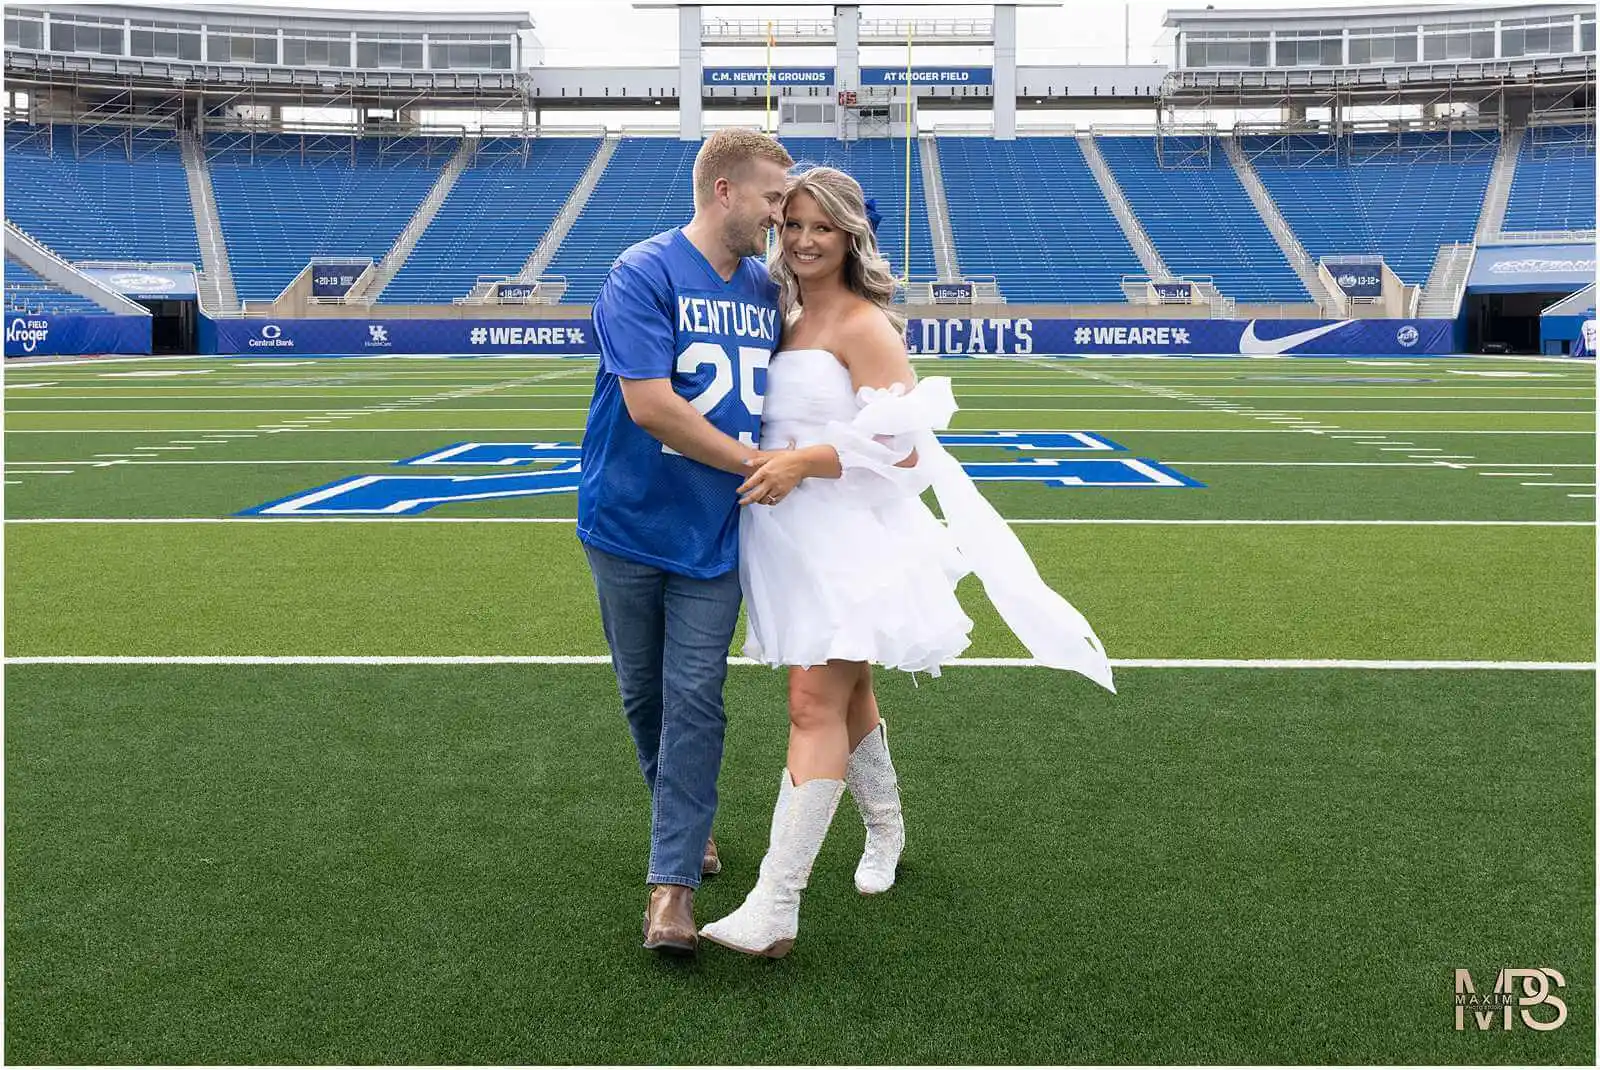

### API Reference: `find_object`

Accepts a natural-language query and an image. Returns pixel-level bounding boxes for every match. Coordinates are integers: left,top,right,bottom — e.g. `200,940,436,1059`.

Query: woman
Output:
698,166,1114,959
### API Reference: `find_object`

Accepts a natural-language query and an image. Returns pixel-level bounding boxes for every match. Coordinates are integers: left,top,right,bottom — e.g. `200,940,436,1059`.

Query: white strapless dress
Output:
739,348,1115,691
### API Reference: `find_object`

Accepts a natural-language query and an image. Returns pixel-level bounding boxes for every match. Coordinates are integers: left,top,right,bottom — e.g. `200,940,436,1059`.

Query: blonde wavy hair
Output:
768,165,904,331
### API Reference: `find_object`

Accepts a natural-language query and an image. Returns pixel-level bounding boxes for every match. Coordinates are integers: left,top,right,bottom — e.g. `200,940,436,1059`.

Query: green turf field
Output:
5,353,1595,1064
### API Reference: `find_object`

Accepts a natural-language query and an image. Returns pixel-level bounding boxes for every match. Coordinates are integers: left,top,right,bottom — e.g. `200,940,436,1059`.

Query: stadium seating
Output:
1504,125,1596,232
4,259,107,315
384,136,601,303
937,136,1143,302
4,123,201,265
1094,135,1308,301
1246,132,1496,285
548,136,939,305
546,138,701,305
206,134,450,302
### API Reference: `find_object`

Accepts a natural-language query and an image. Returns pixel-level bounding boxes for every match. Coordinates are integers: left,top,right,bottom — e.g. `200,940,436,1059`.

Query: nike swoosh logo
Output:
1238,319,1353,355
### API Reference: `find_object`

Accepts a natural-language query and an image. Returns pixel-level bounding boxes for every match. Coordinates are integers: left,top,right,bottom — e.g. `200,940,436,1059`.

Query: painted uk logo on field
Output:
240,430,1202,517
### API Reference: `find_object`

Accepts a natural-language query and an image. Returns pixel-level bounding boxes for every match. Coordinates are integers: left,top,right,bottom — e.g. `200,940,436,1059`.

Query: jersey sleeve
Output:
593,258,675,380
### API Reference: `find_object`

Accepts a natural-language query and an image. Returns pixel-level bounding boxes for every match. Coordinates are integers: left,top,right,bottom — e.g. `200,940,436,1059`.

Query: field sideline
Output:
4,352,1594,1064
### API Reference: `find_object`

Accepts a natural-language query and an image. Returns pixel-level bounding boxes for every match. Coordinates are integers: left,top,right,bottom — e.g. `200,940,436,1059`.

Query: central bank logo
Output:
1396,325,1419,348
1454,968,1566,1032
249,323,294,349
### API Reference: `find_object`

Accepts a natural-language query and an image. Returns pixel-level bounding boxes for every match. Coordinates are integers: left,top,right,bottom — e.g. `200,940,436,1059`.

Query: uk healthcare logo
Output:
365,324,391,349
7,316,49,354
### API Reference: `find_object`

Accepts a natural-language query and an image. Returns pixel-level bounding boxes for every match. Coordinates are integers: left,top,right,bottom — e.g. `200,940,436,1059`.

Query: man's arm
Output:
619,377,761,476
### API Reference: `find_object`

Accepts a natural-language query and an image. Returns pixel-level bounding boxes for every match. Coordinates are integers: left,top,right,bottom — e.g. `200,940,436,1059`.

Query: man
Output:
578,129,795,954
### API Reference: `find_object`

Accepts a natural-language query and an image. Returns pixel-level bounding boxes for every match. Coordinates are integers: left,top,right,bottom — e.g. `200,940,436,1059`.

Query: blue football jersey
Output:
577,228,779,578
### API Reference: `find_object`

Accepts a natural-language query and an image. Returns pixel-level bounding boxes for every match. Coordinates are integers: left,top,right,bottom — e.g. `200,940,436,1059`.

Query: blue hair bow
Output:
863,195,882,236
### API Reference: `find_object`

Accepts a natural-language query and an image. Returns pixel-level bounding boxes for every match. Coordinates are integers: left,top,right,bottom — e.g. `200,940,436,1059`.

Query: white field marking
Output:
5,382,55,388
1569,493,1596,499
1521,482,1596,487
4,517,1590,528
3,655,1592,671
4,355,206,369
1448,370,1567,378
1432,455,1478,459
19,459,1590,469
5,427,1593,436
144,446,194,451
8,469,74,475
5,480,21,484
1481,472,1555,477
97,370,214,378
169,439,227,445
232,361,316,367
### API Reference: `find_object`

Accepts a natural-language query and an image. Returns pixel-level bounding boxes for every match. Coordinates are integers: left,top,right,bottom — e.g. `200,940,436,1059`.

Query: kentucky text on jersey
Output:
676,296,779,342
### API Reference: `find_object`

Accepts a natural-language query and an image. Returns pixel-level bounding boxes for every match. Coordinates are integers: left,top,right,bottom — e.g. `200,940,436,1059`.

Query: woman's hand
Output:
738,443,837,506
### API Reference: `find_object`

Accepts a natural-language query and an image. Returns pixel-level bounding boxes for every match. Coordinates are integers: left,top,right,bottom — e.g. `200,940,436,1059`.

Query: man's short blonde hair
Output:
692,129,794,205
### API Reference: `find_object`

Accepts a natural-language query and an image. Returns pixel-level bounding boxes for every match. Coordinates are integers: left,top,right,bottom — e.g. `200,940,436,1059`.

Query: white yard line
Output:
3,655,1591,671
3,517,1589,527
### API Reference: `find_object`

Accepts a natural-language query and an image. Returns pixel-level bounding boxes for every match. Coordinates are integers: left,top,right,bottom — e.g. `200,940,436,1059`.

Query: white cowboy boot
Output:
846,719,904,894
699,771,843,958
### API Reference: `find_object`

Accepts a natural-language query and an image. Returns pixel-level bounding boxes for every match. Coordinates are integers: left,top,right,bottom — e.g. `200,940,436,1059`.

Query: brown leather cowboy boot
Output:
703,834,722,876
642,885,697,954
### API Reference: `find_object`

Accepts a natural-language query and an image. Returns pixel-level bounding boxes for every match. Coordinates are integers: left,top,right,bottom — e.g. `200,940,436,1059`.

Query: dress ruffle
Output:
740,365,1114,692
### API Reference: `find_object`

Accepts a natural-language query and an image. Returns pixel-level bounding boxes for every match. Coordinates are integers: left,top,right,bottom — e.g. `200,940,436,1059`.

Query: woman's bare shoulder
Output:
836,299,904,356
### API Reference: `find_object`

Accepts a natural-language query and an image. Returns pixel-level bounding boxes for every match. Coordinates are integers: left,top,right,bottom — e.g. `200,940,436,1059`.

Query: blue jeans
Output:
583,543,743,889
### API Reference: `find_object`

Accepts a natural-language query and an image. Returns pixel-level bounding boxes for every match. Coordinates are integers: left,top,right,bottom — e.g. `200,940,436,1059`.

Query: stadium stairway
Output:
4,220,148,316
1075,133,1170,279
1474,126,1524,241
382,135,602,304
178,130,239,314
1221,136,1335,311
918,135,961,281
509,134,620,286
353,136,477,303
1417,241,1475,316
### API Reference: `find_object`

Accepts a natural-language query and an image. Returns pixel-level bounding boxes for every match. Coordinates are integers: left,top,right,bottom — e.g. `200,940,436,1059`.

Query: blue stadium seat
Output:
1095,135,1308,301
4,123,201,265
206,134,451,302
384,136,601,303
1505,125,1596,231
937,136,1142,302
1246,132,1496,285
4,259,108,315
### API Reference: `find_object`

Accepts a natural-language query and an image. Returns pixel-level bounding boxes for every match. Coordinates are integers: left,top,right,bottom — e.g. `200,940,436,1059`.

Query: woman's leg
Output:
845,665,881,752
786,660,867,783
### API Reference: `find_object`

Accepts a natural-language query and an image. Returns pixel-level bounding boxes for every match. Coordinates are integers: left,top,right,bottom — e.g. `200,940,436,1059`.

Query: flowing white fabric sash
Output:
819,377,1116,693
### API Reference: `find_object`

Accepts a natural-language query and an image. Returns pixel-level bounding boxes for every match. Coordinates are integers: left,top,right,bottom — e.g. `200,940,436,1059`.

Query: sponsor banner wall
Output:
209,317,594,355
902,317,1455,356
204,316,1457,358
5,312,152,357
77,267,198,300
